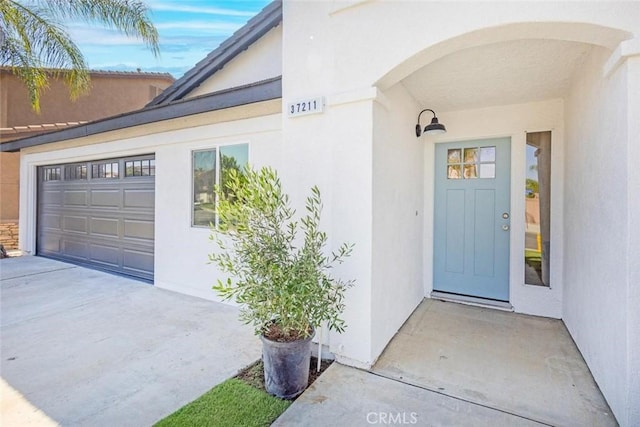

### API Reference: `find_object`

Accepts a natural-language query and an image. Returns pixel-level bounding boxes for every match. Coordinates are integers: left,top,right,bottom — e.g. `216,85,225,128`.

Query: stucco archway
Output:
367,19,638,425
375,21,632,95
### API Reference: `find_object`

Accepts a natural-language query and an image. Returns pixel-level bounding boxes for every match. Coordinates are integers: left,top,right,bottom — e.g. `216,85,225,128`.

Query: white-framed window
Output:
524,131,551,287
192,143,248,227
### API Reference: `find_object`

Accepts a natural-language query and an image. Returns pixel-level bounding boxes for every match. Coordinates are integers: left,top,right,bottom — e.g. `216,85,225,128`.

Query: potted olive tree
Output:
209,165,354,399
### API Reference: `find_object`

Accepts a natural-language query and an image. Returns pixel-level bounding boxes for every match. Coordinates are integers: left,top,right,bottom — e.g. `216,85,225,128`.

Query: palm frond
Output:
0,0,159,111
41,0,159,56
1,0,90,111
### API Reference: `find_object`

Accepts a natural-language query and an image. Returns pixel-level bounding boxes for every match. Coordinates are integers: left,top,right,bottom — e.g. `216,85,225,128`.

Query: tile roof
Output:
0,66,174,80
85,70,174,80
1,121,89,135
0,76,281,152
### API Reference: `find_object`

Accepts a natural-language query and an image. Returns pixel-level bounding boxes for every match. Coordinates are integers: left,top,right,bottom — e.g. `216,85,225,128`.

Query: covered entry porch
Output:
277,298,616,426
372,299,615,426
357,16,638,423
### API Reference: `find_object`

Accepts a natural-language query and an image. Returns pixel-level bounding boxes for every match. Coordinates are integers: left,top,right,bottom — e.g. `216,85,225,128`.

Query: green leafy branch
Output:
209,166,354,340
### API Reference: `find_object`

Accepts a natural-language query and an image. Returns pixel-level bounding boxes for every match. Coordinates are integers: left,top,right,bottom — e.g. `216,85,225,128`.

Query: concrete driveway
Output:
0,256,261,426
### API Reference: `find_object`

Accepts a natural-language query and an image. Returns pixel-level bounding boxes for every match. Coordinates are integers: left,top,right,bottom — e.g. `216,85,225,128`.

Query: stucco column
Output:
625,54,640,427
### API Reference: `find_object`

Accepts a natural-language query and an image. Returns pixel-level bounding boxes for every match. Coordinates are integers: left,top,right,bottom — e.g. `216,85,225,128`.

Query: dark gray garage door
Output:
37,155,155,281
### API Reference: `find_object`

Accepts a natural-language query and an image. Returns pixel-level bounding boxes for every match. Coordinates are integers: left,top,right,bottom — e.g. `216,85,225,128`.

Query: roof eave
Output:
1,76,282,153
146,0,282,107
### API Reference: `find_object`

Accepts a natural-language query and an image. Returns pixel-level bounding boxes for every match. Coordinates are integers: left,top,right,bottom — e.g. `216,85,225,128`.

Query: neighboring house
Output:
0,68,174,249
1,1,638,425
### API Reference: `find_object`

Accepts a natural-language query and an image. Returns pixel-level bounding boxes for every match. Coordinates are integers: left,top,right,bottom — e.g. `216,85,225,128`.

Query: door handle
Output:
502,224,510,231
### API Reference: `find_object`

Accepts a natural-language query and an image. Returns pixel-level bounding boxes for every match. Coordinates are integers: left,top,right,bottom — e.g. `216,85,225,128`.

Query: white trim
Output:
423,100,564,319
327,86,381,108
431,136,512,302
328,0,373,16
604,38,640,78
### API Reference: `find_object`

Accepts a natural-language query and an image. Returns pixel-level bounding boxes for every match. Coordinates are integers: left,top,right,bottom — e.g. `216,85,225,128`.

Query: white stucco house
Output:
2,1,638,424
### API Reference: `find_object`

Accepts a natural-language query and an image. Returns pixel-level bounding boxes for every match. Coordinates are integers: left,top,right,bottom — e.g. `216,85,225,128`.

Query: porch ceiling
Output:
403,39,593,112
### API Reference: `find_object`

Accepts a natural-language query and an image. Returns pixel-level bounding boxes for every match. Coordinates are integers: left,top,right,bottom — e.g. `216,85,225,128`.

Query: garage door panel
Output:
63,216,88,233
123,249,154,274
124,189,154,209
91,217,120,237
38,156,155,281
39,235,61,253
41,213,62,230
91,189,121,208
90,244,120,267
63,240,89,259
41,190,63,206
123,219,154,240
64,190,88,206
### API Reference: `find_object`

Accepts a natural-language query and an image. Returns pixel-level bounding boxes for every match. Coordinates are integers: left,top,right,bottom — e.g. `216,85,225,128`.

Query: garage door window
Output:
125,159,155,177
192,143,248,227
43,166,61,181
64,164,87,180
92,162,119,179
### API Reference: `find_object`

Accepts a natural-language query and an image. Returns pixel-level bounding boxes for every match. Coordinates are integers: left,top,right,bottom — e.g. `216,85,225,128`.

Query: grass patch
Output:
154,378,290,427
525,249,541,260
154,357,333,427
525,249,542,271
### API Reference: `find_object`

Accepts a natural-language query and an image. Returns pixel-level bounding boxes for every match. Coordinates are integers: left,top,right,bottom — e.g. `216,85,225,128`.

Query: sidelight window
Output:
524,131,551,287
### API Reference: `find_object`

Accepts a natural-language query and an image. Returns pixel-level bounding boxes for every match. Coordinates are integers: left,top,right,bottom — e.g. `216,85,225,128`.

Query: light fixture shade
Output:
416,109,446,137
424,117,446,135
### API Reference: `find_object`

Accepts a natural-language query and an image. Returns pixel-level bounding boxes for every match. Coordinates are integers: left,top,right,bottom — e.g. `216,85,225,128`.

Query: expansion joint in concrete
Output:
366,369,554,427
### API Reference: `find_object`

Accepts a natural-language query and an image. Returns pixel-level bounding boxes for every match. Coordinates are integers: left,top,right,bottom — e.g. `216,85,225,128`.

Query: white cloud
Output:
68,21,238,47
155,21,241,33
68,26,149,46
148,1,257,17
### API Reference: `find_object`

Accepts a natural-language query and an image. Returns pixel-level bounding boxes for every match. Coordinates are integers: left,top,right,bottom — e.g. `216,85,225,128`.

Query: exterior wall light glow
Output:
415,109,446,137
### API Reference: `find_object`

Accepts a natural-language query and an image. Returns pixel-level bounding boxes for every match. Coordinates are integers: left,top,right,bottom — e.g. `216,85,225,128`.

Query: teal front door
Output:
433,138,511,301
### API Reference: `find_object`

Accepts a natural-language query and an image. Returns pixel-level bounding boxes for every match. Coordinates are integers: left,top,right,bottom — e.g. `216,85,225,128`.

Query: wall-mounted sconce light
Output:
415,109,446,137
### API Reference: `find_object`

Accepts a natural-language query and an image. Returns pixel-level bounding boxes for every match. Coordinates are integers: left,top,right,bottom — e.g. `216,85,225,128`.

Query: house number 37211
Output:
287,97,324,117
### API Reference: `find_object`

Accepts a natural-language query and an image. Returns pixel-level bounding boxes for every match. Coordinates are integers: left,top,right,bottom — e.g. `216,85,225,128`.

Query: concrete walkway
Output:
372,300,615,426
1,256,261,426
274,364,547,426
276,299,616,426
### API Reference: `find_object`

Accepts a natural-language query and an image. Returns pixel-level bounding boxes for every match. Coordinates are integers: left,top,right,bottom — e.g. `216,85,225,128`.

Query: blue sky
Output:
70,1,271,78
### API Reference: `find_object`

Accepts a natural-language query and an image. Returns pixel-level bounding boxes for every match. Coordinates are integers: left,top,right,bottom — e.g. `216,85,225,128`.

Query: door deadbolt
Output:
502,212,510,219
